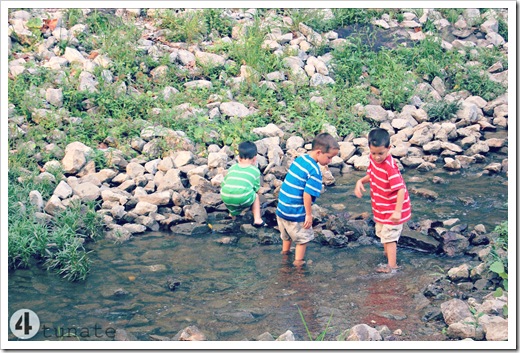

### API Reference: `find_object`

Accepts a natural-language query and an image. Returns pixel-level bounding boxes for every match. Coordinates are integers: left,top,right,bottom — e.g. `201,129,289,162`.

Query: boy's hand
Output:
389,210,401,224
303,214,313,229
354,179,365,198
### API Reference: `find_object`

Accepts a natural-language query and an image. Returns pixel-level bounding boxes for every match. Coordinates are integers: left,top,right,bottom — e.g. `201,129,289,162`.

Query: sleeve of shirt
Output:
303,168,322,197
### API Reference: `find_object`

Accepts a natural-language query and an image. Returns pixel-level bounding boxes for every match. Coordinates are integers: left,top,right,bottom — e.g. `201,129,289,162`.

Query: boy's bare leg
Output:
293,243,307,266
385,242,398,268
281,240,292,255
251,195,263,225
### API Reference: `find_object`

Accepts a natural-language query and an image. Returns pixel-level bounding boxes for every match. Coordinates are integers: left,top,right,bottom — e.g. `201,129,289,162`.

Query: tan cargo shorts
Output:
375,222,403,244
276,216,315,245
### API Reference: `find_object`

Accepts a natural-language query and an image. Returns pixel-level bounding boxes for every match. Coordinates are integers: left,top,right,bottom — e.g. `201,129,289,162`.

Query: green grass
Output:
297,305,334,341
424,101,462,122
8,166,103,281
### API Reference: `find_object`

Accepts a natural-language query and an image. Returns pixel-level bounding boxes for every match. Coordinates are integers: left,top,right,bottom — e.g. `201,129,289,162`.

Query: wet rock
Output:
410,187,439,200
422,306,444,322
257,229,280,245
399,230,440,253
379,310,407,321
165,277,181,291
478,315,508,341
216,236,239,245
276,330,295,341
257,332,275,341
115,328,137,341
450,223,468,233
149,334,171,341
344,324,382,341
316,229,349,247
183,203,208,223
440,231,470,256
447,263,470,282
447,319,484,340
441,298,473,325
376,325,392,339
170,222,210,236
172,325,207,341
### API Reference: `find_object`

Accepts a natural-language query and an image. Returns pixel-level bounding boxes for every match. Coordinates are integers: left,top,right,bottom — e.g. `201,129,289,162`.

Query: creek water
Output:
8,133,508,342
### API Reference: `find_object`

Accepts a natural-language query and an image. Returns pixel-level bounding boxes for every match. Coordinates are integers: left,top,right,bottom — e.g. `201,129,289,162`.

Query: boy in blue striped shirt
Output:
276,133,339,266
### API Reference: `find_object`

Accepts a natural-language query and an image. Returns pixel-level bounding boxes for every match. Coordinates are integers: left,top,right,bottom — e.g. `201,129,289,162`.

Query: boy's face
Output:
316,148,339,166
369,145,390,164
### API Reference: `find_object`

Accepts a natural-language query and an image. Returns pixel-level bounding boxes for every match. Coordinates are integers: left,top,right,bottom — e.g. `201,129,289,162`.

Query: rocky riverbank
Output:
8,7,508,341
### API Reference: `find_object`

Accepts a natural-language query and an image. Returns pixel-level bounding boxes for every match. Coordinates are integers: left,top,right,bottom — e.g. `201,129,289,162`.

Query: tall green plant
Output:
297,305,333,341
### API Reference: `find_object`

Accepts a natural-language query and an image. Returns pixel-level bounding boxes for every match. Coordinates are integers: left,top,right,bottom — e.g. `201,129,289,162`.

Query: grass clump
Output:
8,166,103,281
297,304,334,341
424,101,461,122
453,65,507,101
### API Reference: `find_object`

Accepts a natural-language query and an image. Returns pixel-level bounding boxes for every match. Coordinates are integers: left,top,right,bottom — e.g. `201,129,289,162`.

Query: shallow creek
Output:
8,136,508,341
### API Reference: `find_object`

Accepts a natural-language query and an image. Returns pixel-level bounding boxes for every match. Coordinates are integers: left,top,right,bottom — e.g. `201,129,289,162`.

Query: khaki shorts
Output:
276,216,315,245
375,223,403,244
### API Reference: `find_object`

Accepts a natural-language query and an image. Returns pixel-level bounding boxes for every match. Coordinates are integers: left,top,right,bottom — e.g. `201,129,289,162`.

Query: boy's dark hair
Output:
368,128,390,148
311,133,340,153
238,141,258,159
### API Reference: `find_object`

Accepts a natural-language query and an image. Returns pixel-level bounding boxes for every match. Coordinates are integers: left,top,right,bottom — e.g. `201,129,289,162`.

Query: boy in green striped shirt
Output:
221,141,266,227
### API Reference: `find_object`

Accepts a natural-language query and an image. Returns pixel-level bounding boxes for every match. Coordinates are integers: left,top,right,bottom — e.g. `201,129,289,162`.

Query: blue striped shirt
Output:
276,154,322,222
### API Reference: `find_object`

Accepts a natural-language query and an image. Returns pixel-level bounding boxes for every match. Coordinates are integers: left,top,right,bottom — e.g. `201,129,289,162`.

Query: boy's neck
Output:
308,150,319,162
237,158,254,167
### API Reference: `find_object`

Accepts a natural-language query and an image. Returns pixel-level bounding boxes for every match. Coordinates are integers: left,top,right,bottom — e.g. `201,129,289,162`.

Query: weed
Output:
487,221,508,305
63,8,84,28
439,9,464,24
225,19,281,75
203,9,234,38
297,305,333,341
44,239,92,281
8,166,103,281
424,101,461,122
454,65,507,101
157,9,207,44
497,17,508,42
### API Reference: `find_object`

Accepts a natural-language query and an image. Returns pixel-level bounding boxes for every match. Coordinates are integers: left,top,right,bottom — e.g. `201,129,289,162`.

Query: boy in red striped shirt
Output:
354,128,411,273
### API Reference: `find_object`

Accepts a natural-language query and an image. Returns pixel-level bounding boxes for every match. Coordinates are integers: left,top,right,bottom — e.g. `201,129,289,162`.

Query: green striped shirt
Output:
221,163,261,215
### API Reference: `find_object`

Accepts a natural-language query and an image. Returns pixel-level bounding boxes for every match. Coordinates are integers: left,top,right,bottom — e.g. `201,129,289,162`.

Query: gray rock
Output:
345,324,382,341
219,102,250,117
441,298,473,325
29,190,44,211
275,330,295,341
172,325,206,341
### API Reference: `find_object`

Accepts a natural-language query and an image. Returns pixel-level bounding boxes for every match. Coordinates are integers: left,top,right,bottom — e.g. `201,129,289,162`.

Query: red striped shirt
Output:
367,154,411,225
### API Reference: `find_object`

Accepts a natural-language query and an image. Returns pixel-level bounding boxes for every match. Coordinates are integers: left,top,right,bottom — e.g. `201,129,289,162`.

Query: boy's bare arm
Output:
389,188,405,223
354,174,370,198
303,192,313,229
